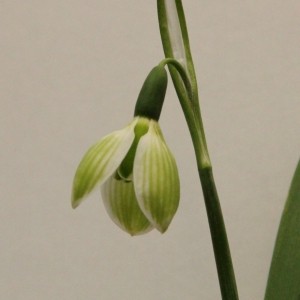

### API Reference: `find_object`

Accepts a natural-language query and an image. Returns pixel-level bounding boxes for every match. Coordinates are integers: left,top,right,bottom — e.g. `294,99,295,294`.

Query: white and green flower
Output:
72,116,180,235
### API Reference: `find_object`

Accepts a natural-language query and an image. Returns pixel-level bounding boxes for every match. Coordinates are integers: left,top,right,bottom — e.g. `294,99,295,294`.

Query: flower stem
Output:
198,167,239,300
157,1,239,299
159,58,193,101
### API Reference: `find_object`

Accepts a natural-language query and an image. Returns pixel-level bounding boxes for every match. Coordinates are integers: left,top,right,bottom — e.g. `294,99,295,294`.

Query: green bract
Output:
72,116,180,235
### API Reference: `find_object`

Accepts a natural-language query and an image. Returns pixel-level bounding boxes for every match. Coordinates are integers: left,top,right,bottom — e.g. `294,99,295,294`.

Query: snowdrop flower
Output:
72,66,180,235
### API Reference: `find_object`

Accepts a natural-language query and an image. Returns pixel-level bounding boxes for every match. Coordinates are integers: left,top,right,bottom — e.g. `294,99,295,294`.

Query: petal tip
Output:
71,201,79,209
154,222,169,234
71,191,82,209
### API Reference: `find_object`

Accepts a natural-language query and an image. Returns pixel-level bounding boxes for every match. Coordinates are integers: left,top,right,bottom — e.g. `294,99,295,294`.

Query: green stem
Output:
157,1,239,299
199,167,239,300
159,58,193,101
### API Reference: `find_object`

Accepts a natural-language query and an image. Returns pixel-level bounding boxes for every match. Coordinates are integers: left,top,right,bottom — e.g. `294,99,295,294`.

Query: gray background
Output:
1,1,299,299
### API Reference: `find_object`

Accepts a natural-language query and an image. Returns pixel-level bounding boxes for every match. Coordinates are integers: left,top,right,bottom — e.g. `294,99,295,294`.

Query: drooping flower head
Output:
72,65,180,235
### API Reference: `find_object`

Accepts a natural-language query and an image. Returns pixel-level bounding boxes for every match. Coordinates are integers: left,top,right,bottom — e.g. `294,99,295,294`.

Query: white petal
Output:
72,119,138,208
101,175,153,236
133,121,180,233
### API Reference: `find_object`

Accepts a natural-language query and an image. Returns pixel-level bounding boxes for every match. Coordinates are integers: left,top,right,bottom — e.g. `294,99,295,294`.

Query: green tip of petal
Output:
71,193,81,209
71,199,77,209
71,178,85,208
71,173,93,209
150,209,177,234
127,224,153,236
156,224,169,234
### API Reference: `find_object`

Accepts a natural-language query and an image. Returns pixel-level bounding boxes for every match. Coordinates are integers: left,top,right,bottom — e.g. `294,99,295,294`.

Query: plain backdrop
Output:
1,1,299,299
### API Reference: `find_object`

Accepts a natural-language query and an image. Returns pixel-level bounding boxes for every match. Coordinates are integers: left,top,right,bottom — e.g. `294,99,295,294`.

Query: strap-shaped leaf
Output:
265,159,300,300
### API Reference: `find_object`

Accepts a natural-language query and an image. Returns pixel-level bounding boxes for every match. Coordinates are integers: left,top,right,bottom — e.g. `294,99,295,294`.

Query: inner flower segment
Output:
117,118,149,181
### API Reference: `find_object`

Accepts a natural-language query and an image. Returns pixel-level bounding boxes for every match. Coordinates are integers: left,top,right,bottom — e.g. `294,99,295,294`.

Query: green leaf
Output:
265,159,300,300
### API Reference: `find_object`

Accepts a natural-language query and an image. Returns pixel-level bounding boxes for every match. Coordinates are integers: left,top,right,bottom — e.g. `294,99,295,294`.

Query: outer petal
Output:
101,175,153,236
133,121,180,233
72,119,138,208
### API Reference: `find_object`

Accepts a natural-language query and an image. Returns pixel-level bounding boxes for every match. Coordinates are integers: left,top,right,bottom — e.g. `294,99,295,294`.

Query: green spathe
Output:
72,117,180,235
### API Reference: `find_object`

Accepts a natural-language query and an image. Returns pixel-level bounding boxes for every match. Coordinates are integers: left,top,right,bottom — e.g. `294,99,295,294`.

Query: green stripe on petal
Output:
72,119,138,208
133,120,180,233
101,175,153,236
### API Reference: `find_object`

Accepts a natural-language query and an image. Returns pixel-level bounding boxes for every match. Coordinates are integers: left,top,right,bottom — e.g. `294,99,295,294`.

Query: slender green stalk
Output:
159,58,193,101
199,168,239,300
157,1,239,299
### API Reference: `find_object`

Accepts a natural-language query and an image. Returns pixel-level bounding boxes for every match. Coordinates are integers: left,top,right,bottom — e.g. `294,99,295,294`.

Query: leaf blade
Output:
265,159,300,300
